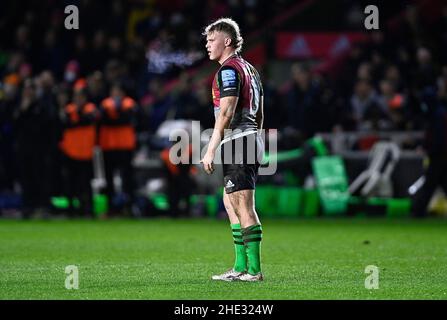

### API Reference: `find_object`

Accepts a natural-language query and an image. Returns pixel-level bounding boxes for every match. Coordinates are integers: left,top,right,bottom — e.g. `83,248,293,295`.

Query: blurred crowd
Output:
1,0,447,217
0,0,298,216
269,2,447,150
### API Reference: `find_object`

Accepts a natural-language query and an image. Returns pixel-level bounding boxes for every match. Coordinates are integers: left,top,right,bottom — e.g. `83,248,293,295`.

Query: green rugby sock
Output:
231,223,247,272
242,224,263,275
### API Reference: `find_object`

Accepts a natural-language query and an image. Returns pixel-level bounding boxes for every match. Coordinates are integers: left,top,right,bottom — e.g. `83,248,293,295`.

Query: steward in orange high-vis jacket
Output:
160,141,198,217
98,83,137,216
59,88,98,217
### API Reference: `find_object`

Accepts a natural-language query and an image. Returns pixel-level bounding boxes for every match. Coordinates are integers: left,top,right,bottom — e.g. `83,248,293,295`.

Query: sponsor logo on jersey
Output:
221,69,237,88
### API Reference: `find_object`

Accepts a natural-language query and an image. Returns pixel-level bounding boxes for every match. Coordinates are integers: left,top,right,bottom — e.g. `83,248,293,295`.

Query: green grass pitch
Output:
1,217,447,299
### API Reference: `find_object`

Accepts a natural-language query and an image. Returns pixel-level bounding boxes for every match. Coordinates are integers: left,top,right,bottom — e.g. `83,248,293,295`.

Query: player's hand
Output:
200,151,215,174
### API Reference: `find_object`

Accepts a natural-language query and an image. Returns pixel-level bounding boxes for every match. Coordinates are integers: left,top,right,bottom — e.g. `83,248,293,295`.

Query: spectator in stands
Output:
13,25,32,58
89,30,108,74
384,64,405,92
259,67,284,131
377,79,406,130
284,63,321,141
73,34,91,74
142,78,173,133
357,62,373,81
171,72,199,120
397,5,428,50
104,59,126,86
39,29,65,77
347,79,384,131
413,47,437,92
63,60,80,86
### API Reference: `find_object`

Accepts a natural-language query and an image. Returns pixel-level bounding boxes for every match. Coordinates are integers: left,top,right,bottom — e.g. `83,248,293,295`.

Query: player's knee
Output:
223,197,233,211
224,203,236,215
237,207,255,219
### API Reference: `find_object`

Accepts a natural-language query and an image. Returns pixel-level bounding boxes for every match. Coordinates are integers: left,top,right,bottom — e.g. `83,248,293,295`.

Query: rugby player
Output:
201,18,265,282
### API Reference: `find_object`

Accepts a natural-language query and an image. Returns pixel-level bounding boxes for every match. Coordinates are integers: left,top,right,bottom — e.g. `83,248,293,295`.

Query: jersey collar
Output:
220,53,238,65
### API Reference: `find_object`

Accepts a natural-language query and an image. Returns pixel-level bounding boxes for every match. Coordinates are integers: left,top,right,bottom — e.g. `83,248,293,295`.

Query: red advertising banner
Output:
276,32,368,59
244,43,266,67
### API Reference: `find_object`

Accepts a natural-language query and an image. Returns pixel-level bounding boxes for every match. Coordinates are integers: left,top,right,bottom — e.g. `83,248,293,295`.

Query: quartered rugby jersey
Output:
211,54,263,143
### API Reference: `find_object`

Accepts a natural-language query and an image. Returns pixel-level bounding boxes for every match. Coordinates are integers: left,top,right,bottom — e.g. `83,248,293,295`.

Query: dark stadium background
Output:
0,0,446,219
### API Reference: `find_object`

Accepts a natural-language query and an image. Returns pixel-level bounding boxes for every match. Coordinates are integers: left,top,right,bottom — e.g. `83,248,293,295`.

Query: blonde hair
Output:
203,18,244,53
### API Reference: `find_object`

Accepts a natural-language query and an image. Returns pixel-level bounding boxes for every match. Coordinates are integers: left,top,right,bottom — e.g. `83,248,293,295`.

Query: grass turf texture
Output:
1,218,446,299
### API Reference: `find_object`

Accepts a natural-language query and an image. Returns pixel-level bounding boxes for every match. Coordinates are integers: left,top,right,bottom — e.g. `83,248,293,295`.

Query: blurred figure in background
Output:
59,88,98,217
13,79,54,218
411,77,447,217
285,63,321,141
283,63,339,147
348,78,386,131
171,72,199,120
193,86,215,130
160,137,197,218
36,71,62,204
0,75,20,193
99,83,137,216
142,78,173,133
377,79,406,130
86,71,107,105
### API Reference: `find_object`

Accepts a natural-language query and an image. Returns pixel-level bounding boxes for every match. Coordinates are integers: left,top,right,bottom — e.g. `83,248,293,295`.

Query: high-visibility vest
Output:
99,97,136,151
160,145,198,176
60,103,97,160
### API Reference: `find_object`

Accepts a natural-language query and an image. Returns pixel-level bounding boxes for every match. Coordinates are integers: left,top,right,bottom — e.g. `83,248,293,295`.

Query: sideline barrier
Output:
51,195,108,216
312,156,350,215
48,192,412,218
347,196,411,217
255,186,318,217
